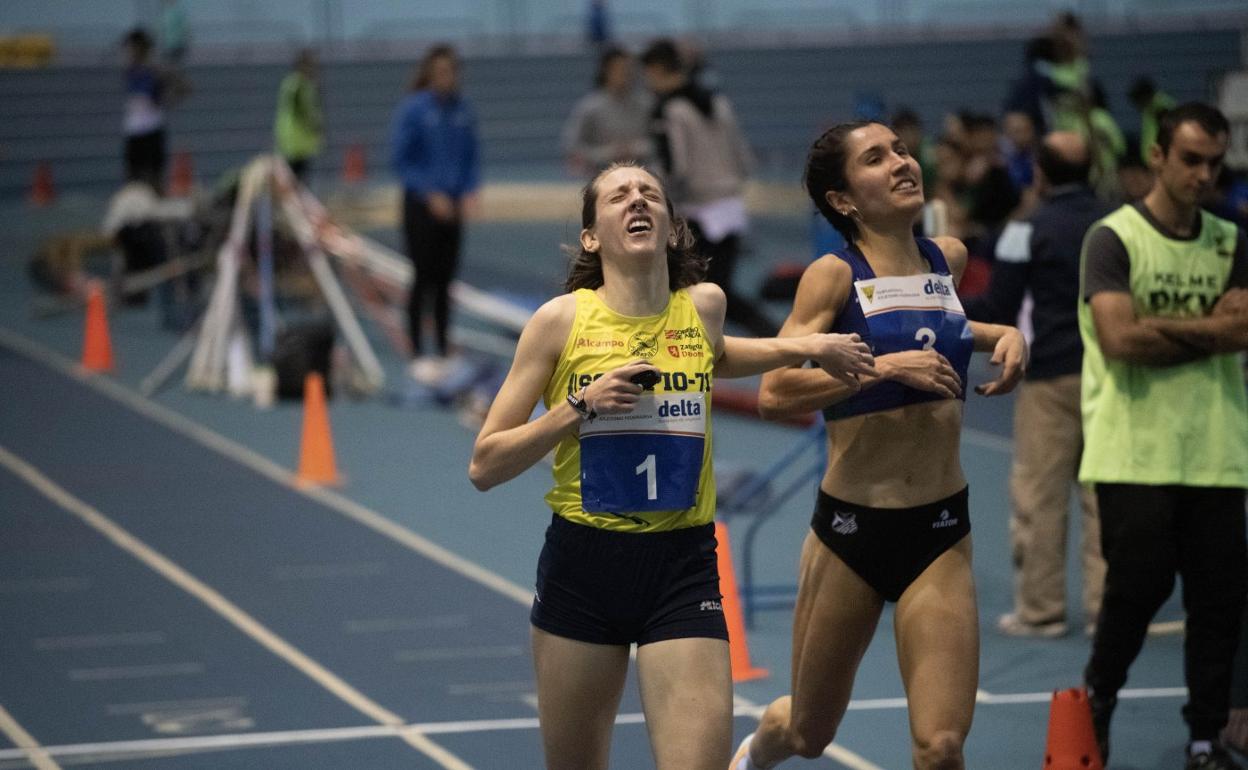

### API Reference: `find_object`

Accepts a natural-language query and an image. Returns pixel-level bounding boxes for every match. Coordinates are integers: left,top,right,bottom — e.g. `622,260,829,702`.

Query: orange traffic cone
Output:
342,144,366,184
28,161,56,206
168,151,194,196
1043,687,1104,769
297,372,342,486
81,280,115,373
715,521,768,682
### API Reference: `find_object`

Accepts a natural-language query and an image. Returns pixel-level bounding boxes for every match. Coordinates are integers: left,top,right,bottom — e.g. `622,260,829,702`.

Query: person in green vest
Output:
1078,102,1248,770
1129,76,1177,166
274,49,324,182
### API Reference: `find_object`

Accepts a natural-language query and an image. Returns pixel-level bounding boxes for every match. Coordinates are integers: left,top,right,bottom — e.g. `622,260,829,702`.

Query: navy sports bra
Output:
823,238,974,421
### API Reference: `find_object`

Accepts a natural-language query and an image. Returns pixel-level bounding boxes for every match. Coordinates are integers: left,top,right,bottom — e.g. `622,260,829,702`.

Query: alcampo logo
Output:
575,336,624,349
658,398,701,417
861,285,875,303
924,278,952,297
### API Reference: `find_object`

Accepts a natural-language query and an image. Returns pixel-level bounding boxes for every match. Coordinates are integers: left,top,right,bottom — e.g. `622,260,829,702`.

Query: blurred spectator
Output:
929,135,972,239
1005,35,1059,135
962,113,1021,243
641,38,776,337
586,0,610,48
1117,153,1153,203
892,107,936,194
677,37,721,94
1047,11,1090,97
964,131,1111,639
1204,167,1248,229
1003,110,1038,195
121,28,168,193
391,44,481,383
1128,76,1176,165
274,49,324,182
560,46,651,178
158,0,189,66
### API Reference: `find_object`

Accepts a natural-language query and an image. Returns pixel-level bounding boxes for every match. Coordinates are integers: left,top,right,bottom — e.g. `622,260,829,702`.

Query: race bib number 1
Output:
579,393,706,513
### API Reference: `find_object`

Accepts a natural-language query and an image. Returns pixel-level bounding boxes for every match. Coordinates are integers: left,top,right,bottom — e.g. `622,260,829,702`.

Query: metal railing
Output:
2,0,1244,64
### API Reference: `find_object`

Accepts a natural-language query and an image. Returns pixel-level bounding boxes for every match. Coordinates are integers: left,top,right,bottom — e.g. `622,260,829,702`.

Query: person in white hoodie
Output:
641,39,777,338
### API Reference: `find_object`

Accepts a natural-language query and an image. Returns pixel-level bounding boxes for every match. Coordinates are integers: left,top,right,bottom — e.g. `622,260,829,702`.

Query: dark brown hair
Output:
1155,102,1229,155
804,120,879,244
564,163,705,292
409,43,458,92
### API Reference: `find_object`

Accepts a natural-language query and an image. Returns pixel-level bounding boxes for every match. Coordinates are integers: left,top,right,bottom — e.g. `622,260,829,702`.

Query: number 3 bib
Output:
854,273,973,376
579,393,706,513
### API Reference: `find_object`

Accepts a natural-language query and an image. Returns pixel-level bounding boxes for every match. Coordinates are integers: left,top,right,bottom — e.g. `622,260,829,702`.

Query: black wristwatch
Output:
566,387,596,421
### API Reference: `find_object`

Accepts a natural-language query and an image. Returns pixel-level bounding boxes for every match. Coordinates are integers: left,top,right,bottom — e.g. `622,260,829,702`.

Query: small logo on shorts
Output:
699,600,722,612
831,512,858,535
932,509,960,529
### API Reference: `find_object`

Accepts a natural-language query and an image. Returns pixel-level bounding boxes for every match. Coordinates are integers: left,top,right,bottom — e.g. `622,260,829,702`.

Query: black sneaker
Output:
1088,692,1116,764
1185,743,1242,770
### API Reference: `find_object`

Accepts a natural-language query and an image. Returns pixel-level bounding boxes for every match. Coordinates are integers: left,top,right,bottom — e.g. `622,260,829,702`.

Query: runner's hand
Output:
808,332,875,389
975,327,1027,396
879,349,961,398
584,361,660,415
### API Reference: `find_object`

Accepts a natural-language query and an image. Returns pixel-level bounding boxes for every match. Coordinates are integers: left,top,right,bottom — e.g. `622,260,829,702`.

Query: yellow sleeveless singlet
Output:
543,288,716,532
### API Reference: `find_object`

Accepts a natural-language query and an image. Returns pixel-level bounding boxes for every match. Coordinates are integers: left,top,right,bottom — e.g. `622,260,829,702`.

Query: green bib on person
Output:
1078,204,1248,487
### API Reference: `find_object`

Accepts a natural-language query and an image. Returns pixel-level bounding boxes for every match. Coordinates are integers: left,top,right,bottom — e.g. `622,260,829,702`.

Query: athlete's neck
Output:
855,225,924,274
1142,187,1199,238
596,257,670,316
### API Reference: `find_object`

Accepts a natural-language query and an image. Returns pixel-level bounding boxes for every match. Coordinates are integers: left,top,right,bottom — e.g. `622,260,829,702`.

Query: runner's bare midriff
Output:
821,398,965,508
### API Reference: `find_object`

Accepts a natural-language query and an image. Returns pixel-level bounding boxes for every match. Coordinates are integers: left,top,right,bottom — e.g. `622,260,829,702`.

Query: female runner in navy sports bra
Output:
469,163,875,770
731,122,1028,770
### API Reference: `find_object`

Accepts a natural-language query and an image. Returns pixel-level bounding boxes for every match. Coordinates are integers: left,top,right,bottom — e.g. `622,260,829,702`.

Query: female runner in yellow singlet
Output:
469,162,876,770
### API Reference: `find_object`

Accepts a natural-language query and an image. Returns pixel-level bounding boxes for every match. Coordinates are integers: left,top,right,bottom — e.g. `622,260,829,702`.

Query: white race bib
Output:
579,393,706,513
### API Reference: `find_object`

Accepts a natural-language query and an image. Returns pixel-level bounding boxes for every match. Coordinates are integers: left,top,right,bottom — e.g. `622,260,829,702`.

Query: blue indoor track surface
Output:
0,196,1196,769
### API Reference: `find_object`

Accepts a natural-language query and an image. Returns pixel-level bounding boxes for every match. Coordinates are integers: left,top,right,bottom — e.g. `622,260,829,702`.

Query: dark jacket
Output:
964,184,1113,380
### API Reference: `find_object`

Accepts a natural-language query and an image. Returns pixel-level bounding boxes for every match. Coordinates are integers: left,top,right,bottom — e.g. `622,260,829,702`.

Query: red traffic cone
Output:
168,151,194,196
1043,687,1104,769
28,161,56,206
342,144,366,184
81,281,115,373
715,521,768,682
297,372,342,486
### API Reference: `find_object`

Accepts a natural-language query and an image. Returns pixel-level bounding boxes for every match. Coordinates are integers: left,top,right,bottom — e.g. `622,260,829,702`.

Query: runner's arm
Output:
469,297,579,490
688,282,874,381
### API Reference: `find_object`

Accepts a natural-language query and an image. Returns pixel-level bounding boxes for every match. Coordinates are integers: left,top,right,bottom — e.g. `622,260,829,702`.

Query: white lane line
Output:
0,326,531,607
0,703,60,770
0,687,1192,764
35,632,167,650
68,662,205,682
0,444,469,770
0,329,877,770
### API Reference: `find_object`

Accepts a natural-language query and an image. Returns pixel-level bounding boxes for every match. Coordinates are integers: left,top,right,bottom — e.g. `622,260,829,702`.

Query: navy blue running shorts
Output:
530,514,729,646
